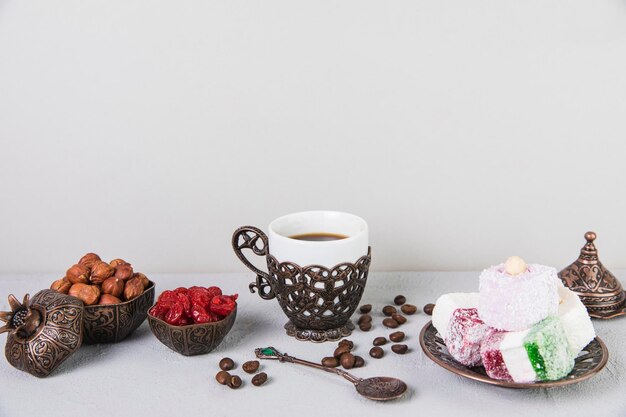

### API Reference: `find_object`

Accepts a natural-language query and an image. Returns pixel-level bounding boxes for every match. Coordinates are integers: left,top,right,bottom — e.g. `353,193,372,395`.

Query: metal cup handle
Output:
232,226,275,300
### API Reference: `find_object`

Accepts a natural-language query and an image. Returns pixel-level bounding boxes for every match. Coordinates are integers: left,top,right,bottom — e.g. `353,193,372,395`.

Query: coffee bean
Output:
322,357,339,368
242,360,260,374
423,303,435,316
382,305,397,316
338,339,354,350
357,314,372,325
369,346,384,359
340,352,356,369
251,372,268,386
401,304,418,315
359,304,372,314
392,313,407,324
391,344,408,354
219,357,235,371
373,336,387,346
228,375,243,389
382,317,399,328
359,321,372,331
354,355,365,368
389,331,405,342
394,295,406,305
334,345,351,358
215,370,231,385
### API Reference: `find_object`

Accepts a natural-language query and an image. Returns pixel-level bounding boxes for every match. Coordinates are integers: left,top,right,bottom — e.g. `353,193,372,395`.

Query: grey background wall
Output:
1,1,625,274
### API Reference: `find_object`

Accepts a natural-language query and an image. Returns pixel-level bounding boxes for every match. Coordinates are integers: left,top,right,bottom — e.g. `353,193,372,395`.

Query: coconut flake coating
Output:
444,308,489,367
478,264,559,331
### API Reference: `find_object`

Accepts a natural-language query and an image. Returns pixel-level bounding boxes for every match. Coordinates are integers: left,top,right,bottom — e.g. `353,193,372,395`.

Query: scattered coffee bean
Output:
334,345,351,358
338,339,354,350
340,352,356,369
219,357,235,371
228,375,243,389
215,370,231,385
322,357,340,368
354,355,365,368
394,295,406,305
369,346,384,359
359,321,372,331
357,314,372,325
242,360,260,374
391,344,408,354
389,331,405,343
401,304,418,315
423,303,435,316
382,317,399,328
392,313,407,324
251,372,268,386
373,336,387,346
382,305,397,316
359,304,372,314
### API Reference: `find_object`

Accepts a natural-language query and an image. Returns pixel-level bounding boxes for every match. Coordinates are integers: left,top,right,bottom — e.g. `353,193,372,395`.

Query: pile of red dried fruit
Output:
149,286,237,325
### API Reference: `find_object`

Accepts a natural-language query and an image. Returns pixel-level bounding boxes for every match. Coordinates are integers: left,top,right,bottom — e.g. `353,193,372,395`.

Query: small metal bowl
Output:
147,305,237,356
82,281,156,344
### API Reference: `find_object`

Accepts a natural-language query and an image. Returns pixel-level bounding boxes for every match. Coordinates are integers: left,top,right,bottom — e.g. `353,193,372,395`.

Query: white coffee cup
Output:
267,211,369,266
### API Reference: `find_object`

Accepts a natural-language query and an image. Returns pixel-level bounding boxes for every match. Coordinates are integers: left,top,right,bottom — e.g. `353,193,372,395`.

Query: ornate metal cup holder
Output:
232,226,371,342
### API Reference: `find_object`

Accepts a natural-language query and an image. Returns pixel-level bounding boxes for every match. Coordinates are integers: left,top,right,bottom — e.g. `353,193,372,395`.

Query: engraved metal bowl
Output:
419,321,608,388
82,281,155,344
147,306,237,356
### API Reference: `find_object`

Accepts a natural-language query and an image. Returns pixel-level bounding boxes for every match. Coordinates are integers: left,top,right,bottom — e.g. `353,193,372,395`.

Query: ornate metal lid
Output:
558,231,626,319
1,290,84,377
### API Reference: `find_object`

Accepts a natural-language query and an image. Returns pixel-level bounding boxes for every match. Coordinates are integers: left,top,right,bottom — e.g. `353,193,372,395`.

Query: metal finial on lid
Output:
558,231,626,319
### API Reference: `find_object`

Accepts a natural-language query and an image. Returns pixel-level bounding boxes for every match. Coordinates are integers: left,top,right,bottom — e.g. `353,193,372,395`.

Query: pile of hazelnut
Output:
50,253,150,306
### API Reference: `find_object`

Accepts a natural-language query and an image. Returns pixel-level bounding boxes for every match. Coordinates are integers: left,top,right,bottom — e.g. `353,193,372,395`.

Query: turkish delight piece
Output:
432,293,479,340
480,329,512,381
523,316,575,381
478,263,559,331
498,329,537,382
557,284,595,354
444,308,488,367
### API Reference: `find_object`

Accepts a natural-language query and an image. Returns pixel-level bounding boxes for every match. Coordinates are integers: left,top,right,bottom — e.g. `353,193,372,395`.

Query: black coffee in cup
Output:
289,232,348,241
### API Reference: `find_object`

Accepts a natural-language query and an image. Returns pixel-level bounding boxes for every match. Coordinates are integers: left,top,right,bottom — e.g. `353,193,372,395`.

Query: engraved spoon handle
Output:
255,347,361,385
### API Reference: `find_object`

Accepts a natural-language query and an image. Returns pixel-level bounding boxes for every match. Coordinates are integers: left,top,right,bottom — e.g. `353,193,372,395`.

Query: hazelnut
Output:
109,258,129,268
102,277,124,298
99,294,122,305
69,283,101,306
133,272,149,289
123,277,144,301
50,278,71,294
90,261,115,285
78,253,101,269
66,264,90,285
114,264,134,281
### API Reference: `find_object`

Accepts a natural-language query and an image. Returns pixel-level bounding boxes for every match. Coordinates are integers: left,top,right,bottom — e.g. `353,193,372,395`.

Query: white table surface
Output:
0,272,624,417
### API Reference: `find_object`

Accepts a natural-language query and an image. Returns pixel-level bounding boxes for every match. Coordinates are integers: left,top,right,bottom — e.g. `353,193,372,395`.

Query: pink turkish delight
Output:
480,329,512,381
444,308,489,367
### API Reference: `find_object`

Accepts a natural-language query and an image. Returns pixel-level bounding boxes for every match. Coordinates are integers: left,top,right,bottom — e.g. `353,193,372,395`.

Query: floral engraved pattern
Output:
5,290,83,378
148,308,236,356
